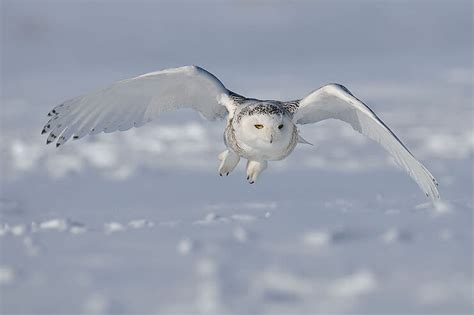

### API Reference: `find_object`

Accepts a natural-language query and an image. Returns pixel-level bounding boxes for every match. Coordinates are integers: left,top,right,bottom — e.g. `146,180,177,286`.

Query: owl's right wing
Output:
42,66,240,147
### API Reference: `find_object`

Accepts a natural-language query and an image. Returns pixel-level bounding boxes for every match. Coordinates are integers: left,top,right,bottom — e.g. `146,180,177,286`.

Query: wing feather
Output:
294,84,440,201
42,66,232,146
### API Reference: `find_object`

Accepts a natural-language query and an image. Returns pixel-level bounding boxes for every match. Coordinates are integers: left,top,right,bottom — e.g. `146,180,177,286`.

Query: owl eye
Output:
254,124,264,129
278,124,284,129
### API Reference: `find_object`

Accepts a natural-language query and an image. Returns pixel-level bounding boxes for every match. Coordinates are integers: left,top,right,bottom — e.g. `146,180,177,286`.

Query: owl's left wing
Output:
292,83,439,201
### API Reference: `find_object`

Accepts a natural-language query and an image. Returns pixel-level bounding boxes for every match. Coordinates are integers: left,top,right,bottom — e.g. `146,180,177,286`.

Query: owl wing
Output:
42,66,237,147
292,83,439,201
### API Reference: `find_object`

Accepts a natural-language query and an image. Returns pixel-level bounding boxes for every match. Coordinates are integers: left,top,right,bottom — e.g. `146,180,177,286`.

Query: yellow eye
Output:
254,124,264,129
278,124,284,129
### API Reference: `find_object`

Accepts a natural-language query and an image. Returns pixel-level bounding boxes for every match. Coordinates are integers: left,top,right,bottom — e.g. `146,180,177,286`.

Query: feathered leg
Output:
218,150,240,176
246,160,267,184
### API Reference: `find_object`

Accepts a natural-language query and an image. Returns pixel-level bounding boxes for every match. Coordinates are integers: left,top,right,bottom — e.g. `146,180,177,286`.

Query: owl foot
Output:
246,160,267,184
218,150,240,176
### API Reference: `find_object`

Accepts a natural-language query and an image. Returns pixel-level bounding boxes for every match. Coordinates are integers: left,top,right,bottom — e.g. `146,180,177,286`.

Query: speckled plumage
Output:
235,103,286,122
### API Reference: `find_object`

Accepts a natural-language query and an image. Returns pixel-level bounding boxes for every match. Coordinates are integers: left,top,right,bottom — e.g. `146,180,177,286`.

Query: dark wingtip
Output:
46,140,52,145
56,143,61,148
41,129,46,135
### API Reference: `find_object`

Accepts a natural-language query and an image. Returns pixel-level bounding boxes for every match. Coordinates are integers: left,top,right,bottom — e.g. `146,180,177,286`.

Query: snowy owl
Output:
42,66,439,200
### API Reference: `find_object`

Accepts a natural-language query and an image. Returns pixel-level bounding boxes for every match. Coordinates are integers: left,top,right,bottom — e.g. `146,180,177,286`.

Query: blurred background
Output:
1,0,472,314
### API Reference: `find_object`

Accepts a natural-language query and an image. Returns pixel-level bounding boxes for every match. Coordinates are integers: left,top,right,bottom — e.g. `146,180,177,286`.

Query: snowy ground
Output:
1,1,473,314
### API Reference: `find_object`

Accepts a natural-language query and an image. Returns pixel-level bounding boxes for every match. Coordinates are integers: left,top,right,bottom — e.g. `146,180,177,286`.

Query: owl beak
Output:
270,134,273,144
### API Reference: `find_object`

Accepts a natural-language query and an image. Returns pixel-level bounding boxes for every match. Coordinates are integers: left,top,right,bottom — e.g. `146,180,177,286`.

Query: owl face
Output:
235,109,295,153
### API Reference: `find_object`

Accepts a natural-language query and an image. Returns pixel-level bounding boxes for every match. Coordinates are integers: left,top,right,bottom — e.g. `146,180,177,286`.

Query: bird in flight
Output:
42,66,439,201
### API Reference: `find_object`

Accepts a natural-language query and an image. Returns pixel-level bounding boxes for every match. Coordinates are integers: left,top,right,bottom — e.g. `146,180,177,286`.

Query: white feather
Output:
43,66,229,146
294,83,439,201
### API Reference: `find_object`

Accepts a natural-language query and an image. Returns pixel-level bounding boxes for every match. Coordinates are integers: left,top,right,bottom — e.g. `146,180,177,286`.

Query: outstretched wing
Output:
293,83,439,201
42,66,234,147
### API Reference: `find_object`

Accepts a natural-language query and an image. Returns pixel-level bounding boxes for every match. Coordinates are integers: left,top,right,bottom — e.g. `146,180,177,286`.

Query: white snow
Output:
230,214,257,222
39,219,68,231
302,230,331,247
0,266,15,285
177,238,194,255
194,212,229,225
83,293,109,315
195,259,222,314
1,2,472,314
70,226,87,235
103,222,125,234
232,226,249,243
328,270,377,298
10,225,25,236
128,219,155,229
